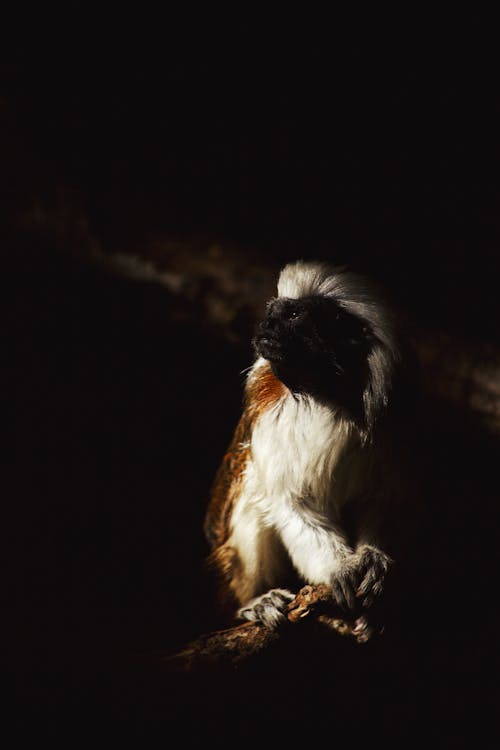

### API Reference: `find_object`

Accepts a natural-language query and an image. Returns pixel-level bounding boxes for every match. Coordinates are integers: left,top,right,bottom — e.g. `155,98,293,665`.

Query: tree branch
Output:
164,584,373,671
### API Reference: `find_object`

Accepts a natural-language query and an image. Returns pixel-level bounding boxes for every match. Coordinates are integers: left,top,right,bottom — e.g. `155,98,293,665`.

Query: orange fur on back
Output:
204,361,287,550
204,362,288,611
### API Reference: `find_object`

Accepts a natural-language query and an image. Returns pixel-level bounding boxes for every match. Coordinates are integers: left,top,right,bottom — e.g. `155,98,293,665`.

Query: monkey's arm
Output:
337,489,393,609
280,515,391,611
239,490,392,625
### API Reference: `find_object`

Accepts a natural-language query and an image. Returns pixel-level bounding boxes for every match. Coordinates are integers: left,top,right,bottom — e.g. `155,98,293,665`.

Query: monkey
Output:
204,260,409,633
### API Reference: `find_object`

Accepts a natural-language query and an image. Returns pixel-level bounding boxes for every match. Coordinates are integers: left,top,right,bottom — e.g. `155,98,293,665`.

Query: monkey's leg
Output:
228,504,296,627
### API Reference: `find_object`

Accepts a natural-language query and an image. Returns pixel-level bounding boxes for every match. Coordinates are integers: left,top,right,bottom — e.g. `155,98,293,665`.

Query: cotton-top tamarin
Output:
204,260,405,630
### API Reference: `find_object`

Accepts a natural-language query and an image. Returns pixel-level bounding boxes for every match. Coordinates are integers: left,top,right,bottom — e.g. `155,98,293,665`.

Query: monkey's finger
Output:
358,577,383,607
357,568,377,595
331,577,356,610
358,547,392,577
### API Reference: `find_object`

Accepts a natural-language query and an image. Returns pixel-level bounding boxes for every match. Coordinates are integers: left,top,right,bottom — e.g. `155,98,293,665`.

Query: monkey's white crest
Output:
277,259,400,431
277,260,349,300
277,260,397,347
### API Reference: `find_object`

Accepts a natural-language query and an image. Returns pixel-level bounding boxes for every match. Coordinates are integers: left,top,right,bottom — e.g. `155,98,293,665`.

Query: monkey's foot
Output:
237,588,295,629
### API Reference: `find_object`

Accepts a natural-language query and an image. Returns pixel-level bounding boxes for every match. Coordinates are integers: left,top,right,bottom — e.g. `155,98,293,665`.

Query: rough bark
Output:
165,584,373,671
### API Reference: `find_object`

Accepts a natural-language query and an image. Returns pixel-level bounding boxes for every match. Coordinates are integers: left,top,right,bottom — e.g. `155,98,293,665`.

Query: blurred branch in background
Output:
14,199,500,434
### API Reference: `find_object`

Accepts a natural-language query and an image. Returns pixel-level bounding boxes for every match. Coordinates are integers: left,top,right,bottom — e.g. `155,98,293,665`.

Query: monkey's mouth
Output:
253,335,286,362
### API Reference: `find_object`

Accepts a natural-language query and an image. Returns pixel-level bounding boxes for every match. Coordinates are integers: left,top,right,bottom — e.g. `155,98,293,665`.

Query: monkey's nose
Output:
259,318,274,334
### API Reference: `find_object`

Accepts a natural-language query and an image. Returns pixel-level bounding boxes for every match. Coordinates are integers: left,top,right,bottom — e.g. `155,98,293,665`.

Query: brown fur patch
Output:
246,361,287,418
205,543,242,620
204,360,288,608
204,360,287,552
204,412,252,550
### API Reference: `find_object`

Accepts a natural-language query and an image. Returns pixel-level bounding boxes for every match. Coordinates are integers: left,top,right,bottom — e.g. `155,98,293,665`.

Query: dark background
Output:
3,27,499,743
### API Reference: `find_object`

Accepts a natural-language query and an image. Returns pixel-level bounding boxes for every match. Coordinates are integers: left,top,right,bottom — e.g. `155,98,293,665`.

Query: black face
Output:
254,295,372,411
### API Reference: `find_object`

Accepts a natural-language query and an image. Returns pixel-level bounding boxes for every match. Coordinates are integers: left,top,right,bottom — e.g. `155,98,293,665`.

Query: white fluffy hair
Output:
277,260,401,431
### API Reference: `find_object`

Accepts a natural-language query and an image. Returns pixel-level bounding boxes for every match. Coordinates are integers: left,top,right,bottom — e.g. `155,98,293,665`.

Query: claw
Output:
332,546,391,611
331,576,356,610
238,588,295,628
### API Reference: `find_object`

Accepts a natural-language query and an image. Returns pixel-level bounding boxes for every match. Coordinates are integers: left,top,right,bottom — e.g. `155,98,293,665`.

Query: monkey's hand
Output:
331,545,392,610
237,588,295,629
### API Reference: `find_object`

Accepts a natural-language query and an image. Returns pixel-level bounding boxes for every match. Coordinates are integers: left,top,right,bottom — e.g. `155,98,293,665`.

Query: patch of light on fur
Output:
250,390,351,514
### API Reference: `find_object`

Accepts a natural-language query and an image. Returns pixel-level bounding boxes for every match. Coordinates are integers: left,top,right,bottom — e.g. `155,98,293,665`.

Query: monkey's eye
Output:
289,309,306,323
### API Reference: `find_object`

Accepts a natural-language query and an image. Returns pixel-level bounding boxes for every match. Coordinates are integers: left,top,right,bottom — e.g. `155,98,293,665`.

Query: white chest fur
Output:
227,356,376,588
236,387,370,585
251,392,352,517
